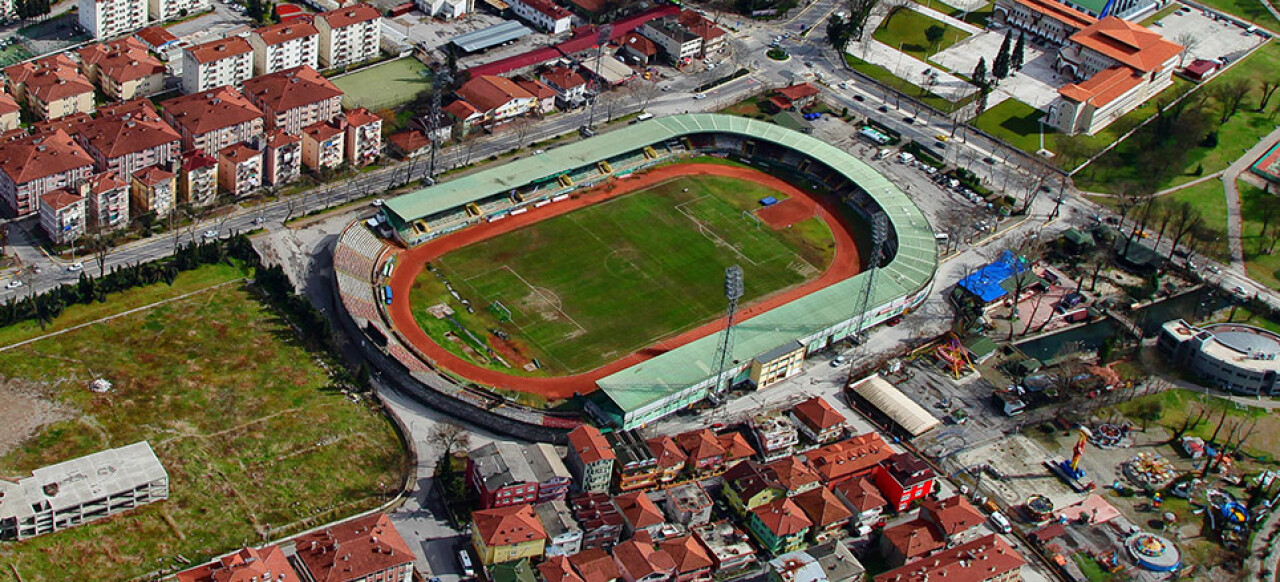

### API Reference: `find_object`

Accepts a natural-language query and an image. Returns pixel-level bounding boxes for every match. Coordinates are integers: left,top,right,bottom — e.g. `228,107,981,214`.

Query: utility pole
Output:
427,70,453,183
585,25,612,131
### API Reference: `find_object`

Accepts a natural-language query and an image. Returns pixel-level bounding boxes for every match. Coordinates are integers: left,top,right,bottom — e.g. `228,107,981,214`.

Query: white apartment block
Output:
78,0,149,39
507,0,572,35
181,36,253,94
345,107,382,167
0,130,96,217
39,189,86,245
148,0,210,21
315,3,381,69
249,21,319,76
82,171,130,231
640,19,702,65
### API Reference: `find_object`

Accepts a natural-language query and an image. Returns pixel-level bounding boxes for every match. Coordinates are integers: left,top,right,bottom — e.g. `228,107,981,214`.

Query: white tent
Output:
850,374,940,437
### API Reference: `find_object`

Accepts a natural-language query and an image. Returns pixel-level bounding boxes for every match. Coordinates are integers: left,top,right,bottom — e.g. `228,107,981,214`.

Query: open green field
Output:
410,174,838,375
333,58,431,111
873,8,971,65
1117,388,1279,461
0,265,407,582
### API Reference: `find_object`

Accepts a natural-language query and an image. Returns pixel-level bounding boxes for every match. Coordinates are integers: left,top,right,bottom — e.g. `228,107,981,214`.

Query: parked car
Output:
990,511,1013,534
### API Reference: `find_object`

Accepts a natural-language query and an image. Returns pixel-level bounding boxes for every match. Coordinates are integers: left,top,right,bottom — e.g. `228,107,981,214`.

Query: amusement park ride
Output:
936,334,975,379
1047,426,1097,492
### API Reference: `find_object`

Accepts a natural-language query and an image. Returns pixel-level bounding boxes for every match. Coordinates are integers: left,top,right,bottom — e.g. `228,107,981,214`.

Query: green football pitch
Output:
409,174,837,375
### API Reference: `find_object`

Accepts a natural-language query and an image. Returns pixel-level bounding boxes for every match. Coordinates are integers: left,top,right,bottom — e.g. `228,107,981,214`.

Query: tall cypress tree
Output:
972,57,988,89
1011,32,1026,72
992,32,1012,80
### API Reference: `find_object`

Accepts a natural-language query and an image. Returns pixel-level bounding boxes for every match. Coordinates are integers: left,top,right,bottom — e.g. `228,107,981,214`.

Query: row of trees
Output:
13,0,52,20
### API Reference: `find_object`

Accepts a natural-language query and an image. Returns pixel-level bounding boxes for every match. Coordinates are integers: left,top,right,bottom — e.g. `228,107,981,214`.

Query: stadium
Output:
333,114,938,433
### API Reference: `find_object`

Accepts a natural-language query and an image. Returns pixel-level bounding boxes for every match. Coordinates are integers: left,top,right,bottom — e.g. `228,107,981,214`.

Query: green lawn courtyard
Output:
873,8,972,66
332,57,431,111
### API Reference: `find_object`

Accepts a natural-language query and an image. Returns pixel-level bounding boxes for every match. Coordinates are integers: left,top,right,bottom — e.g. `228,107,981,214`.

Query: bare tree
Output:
631,79,661,111
510,116,534,150
84,223,116,278
1212,78,1252,124
1167,405,1209,442
1165,201,1204,261
1004,237,1044,341
427,422,472,466
1173,32,1200,68
1258,78,1280,111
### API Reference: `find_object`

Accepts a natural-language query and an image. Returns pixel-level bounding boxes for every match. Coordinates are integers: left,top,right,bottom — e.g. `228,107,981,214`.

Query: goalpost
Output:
489,300,513,323
742,210,763,229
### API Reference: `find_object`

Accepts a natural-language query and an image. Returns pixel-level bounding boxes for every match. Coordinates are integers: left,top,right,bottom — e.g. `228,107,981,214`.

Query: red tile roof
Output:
569,425,616,465
40,188,83,211
317,3,381,29
874,534,1025,582
1184,58,1220,77
567,0,603,13
606,5,679,40
303,119,344,142
253,21,319,45
517,77,557,100
1057,65,1144,107
163,87,265,135
29,112,91,137
619,32,658,56
883,519,944,560
832,476,886,512
613,539,676,580
792,486,852,529
133,165,175,186
722,460,783,500
517,0,571,20
291,513,416,582
0,91,17,116
136,26,180,50
388,129,431,153
242,66,342,114
266,127,301,147
766,456,821,492
792,396,846,433
4,53,77,87
85,171,128,195
777,83,820,101
466,46,562,77
675,429,725,464
79,37,165,84
182,149,219,171
569,548,622,582
457,75,535,114
0,129,95,184
717,432,756,462
6,53,94,103
751,498,812,537
175,545,302,582
1069,16,1182,73
539,555,587,582
615,491,664,529
444,99,481,121
77,100,181,159
646,435,685,469
676,10,726,42
473,504,548,547
921,496,984,537
1008,0,1096,30
345,107,381,127
542,65,588,91
220,142,261,163
660,535,714,575
186,36,253,64
804,433,892,483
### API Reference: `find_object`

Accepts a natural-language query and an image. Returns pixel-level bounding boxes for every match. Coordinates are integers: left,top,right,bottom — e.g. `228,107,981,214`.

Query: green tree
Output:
925,25,946,53
1011,32,1026,71
971,57,988,88
992,32,1011,80
826,13,855,59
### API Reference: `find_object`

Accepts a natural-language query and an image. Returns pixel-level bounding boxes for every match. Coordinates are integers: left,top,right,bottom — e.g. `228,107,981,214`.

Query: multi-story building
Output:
289,513,416,582
675,429,725,475
175,545,301,582
178,149,219,208
263,128,301,186
639,19,701,66
690,522,755,572
79,0,148,39
217,142,262,197
467,441,573,509
456,75,536,125
612,539,676,582
770,541,866,582
344,107,382,167
566,425,616,495
571,548,624,582
0,442,168,540
4,54,95,121
804,433,893,485
444,99,483,136
1158,319,1280,396
0,92,18,132
539,65,589,109
301,119,346,170
749,341,806,388
793,487,852,544
676,10,726,58
162,86,266,154
181,36,254,94
39,189,86,244
516,76,558,115
130,165,176,217
314,3,381,69
571,493,624,551
790,397,847,444
540,555,587,582
609,430,659,492
991,0,1096,45
722,461,785,517
767,456,822,498
0,129,96,217
716,432,755,468
472,504,548,566
76,100,182,178
249,21,319,76
831,477,887,532
663,482,712,527
750,410,799,462
81,171,130,231
416,0,470,19
746,498,812,555
873,535,1025,582
646,435,685,485
615,491,666,540
241,66,343,135
78,37,166,101
148,0,210,22
880,496,986,567
508,0,572,34
661,535,713,582
873,453,936,512
536,499,584,557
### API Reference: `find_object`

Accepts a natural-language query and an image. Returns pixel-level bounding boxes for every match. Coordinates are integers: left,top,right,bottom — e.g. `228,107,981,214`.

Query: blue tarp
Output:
958,250,1029,303
760,196,779,206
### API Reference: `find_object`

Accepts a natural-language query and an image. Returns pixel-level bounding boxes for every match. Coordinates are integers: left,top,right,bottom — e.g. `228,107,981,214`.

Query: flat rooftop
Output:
0,441,166,522
451,20,533,53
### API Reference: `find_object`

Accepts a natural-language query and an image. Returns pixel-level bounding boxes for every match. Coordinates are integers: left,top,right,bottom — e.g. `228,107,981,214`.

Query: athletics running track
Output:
385,163,862,399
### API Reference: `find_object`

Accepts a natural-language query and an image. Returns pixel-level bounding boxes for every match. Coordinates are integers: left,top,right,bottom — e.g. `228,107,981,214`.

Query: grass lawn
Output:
1194,0,1280,33
333,58,430,111
1240,180,1280,289
873,8,971,65
845,54,975,113
0,266,407,581
1116,389,1280,461
410,174,837,375
1088,179,1231,259
1073,553,1118,582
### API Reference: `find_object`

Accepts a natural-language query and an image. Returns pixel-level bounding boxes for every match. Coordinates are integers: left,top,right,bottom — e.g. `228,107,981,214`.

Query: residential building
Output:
28,112,92,137
676,10,726,58
78,37,166,101
0,92,18,132
792,487,852,543
750,341,806,389
766,84,820,112
612,539,676,582
263,128,302,185
750,410,799,462
136,26,180,54
768,541,865,582
1048,17,1182,135
468,441,573,509
674,429,725,475
917,496,985,545
130,165,176,216
571,548,623,582
540,556,587,582
722,460,784,517
879,496,985,567
873,535,1025,582
0,442,167,540
663,482,712,527
790,397,846,444
242,66,343,135
831,477,887,531
148,0,210,22
387,128,434,159
39,189,86,244
646,435,685,485
472,504,548,566
218,142,263,197
690,521,756,572
491,558,537,582
746,498,812,554
302,119,345,170
416,0,470,19
618,32,659,65
610,430,659,491
516,76,558,115
566,425,616,495
344,107,382,166
716,432,756,468
457,75,536,124
4,54,95,121
314,3,382,69
768,457,822,497
615,491,665,539
540,65,589,109
76,100,181,178
176,545,301,582
639,19,701,65
249,21,320,76
79,0,148,39
0,129,96,217
182,36,254,94
81,171,130,230
536,500,584,557
804,433,893,485
162,86,266,154
571,493,625,551
289,513,415,582
178,149,218,208
444,99,483,136
508,0,572,34
660,535,713,582
872,453,936,512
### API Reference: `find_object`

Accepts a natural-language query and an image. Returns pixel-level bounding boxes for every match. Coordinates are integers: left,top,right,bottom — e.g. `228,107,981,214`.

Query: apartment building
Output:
749,410,799,462
78,37,166,101
39,189,86,244
81,171,130,231
178,149,219,208
539,65,588,109
176,546,301,582
804,433,893,485
130,165,176,217
0,92,18,132
289,513,415,582
455,75,536,124
181,36,253,94
4,54,95,121
536,499,584,557
248,21,319,76
874,535,1025,582
314,3,381,69
0,129,96,216
79,0,148,39
162,86,266,154
467,441,573,509
263,128,301,185
639,19,701,65
76,100,182,178
218,142,262,197
472,504,549,566
676,10,726,57
607,430,658,492
571,493,624,551
301,119,346,170
344,107,382,167
0,442,168,540
517,76,557,114
790,396,847,444
148,0,210,21
508,0,573,34
566,425,615,495
241,65,342,135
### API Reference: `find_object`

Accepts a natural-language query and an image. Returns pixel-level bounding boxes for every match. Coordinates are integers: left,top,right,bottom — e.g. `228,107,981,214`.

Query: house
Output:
136,26,180,55
507,0,573,34
161,87,266,155
301,119,346,170
516,77,558,115
0,92,18,132
444,99,484,136
178,150,218,208
880,520,943,567
468,441,573,509
831,476,887,531
78,0,148,40
792,487,852,543
618,32,659,65
344,107,383,167
571,548,623,582
540,65,589,109
646,435,685,485
716,432,756,467
536,500,584,557
918,496,985,544
148,0,210,22
457,75,537,124
289,513,415,582
387,129,433,159
615,491,665,539
804,433,893,484
610,430,659,491
872,453,936,512
660,535,714,582
566,425,616,495
78,37,166,101
130,165,176,217
472,504,549,566
674,429,725,474
81,171,130,231
790,397,847,444
539,556,587,582
176,545,301,582
750,410,799,462
767,456,822,497
181,36,254,94
690,521,756,572
766,83,820,113
0,129,96,217
39,189,86,245
570,493,624,551
663,482,712,527
612,539,676,582
879,496,985,567
722,460,785,516
217,142,263,197
746,498,812,554
4,54,95,121
1183,58,1220,81
492,558,538,582
639,18,701,66
676,10,726,57
241,65,343,135
873,534,1025,582
768,541,865,582
314,3,382,69
75,100,181,178
262,128,302,186
249,21,320,76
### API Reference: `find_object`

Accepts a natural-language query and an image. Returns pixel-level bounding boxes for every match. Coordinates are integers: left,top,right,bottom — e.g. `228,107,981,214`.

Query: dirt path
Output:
384,163,863,399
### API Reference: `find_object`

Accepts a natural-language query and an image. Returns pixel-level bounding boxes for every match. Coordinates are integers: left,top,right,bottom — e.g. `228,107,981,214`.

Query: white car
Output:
66,262,83,272
989,511,1013,534
5,280,22,289
372,198,385,207
203,229,219,239
693,93,707,100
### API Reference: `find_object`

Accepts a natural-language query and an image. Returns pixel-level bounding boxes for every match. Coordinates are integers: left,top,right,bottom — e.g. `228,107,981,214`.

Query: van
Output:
989,511,1013,534
459,549,475,577
897,152,915,164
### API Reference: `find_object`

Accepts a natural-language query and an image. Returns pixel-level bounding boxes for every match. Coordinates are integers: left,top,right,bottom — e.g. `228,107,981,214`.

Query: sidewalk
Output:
1224,126,1280,271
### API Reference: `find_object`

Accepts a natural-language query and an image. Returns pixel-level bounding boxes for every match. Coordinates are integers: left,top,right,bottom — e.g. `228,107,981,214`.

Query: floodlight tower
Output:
427,71,453,182
712,265,745,399
849,212,890,344
585,25,612,130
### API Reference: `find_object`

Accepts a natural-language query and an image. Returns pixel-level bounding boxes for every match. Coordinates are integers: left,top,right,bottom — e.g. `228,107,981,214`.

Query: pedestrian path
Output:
1224,126,1280,271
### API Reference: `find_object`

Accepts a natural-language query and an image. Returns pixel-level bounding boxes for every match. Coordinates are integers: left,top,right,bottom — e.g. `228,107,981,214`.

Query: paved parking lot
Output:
1148,7,1265,62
